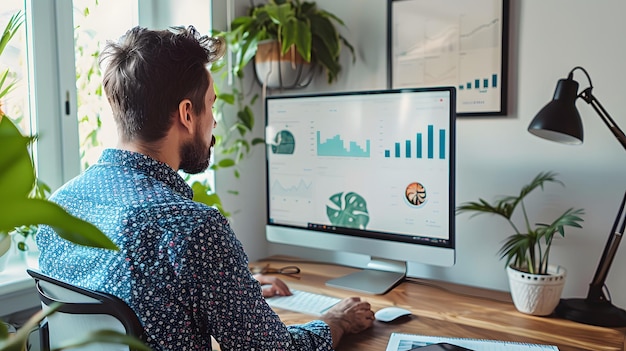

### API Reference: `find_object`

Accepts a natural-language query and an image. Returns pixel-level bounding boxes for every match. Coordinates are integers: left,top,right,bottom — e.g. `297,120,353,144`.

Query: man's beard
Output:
179,134,215,174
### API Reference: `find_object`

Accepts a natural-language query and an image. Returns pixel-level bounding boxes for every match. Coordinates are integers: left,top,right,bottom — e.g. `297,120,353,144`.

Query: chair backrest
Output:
26,269,146,351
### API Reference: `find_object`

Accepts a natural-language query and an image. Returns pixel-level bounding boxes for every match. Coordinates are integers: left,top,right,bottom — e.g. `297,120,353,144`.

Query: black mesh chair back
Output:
27,269,146,351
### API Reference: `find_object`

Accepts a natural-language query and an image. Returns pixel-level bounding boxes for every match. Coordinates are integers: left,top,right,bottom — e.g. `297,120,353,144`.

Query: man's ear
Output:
177,98,194,135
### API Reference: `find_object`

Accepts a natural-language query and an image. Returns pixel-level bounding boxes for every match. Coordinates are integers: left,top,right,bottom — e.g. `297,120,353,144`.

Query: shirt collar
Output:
98,148,194,199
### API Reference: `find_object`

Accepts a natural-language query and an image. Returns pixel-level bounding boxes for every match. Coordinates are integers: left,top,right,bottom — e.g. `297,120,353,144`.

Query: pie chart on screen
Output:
271,130,295,154
405,182,427,207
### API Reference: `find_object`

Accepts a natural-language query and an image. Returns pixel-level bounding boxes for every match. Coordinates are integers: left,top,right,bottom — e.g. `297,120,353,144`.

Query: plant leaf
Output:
237,106,254,131
0,69,18,100
518,171,563,199
499,233,534,271
0,11,24,57
251,137,265,145
0,116,37,199
0,303,61,351
217,158,236,168
284,19,311,61
311,35,340,83
0,199,118,250
309,13,340,58
217,92,235,105
536,207,585,243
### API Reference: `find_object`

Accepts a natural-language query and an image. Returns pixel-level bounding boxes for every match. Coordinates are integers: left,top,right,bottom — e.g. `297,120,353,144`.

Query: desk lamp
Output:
528,66,626,327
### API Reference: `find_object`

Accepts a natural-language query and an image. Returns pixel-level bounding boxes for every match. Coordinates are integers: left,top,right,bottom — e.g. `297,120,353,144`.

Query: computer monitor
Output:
265,87,456,294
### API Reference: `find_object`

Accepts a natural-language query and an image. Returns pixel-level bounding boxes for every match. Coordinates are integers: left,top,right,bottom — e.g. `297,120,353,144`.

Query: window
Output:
0,1,29,136
4,1,216,197
73,0,138,169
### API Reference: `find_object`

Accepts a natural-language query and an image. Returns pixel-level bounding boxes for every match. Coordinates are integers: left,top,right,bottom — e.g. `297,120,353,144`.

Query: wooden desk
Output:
254,257,625,351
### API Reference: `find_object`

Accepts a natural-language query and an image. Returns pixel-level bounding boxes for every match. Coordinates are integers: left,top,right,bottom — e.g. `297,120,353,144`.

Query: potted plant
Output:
203,1,355,213
227,0,355,88
456,171,585,316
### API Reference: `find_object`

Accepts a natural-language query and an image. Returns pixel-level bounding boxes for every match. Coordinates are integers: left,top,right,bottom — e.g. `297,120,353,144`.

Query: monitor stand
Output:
325,258,406,295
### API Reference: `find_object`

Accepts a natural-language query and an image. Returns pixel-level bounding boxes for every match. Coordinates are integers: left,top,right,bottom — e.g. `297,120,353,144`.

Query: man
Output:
36,26,374,350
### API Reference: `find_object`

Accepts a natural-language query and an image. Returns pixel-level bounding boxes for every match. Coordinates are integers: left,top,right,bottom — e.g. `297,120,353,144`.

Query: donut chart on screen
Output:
271,130,295,154
405,182,427,207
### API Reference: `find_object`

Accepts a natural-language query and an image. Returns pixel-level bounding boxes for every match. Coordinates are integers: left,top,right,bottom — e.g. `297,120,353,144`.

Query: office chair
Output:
26,269,146,351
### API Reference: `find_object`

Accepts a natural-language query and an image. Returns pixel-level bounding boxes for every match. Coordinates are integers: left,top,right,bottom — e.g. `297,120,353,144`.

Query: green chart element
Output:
326,192,370,229
271,130,295,154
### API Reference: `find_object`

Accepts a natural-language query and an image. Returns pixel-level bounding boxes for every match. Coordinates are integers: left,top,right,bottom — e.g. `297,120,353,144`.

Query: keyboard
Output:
265,289,341,316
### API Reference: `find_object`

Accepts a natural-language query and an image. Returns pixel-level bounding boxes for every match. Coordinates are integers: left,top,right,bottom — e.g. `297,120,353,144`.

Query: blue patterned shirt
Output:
36,148,333,351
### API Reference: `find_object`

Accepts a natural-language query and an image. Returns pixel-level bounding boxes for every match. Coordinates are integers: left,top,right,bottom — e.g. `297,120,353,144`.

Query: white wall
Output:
215,0,626,309
138,0,212,33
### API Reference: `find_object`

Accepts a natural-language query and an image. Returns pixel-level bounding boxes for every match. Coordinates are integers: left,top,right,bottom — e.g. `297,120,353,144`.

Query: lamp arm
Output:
580,89,626,152
586,191,626,302
576,70,626,301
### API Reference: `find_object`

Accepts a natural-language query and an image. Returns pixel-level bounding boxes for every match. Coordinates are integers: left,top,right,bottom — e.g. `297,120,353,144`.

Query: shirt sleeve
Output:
186,209,335,351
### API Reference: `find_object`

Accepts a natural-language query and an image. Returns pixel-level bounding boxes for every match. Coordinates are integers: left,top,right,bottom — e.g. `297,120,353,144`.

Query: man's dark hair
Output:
100,25,225,143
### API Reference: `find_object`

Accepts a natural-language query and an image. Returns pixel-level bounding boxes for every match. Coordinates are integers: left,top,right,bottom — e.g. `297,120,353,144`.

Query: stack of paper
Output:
386,333,559,351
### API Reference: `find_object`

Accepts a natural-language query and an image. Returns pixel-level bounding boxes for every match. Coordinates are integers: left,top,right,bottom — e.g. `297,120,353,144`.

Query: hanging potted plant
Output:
203,0,355,214
456,171,585,316
227,0,355,89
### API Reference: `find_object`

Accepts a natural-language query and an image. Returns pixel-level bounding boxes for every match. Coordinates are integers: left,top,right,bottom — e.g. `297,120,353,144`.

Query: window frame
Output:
26,0,216,192
26,0,80,191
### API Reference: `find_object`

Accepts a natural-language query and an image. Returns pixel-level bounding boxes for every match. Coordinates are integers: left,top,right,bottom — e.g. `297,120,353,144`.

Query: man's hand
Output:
321,297,374,347
254,273,292,297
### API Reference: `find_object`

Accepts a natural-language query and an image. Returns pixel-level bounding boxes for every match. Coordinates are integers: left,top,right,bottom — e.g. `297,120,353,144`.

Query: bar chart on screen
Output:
383,125,447,160
316,131,371,158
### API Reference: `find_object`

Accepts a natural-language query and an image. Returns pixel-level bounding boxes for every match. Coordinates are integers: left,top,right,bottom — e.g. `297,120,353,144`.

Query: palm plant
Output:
0,11,22,102
456,171,585,275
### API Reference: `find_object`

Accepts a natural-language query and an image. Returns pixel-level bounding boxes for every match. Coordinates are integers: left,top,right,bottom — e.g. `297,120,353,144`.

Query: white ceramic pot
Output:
507,265,566,316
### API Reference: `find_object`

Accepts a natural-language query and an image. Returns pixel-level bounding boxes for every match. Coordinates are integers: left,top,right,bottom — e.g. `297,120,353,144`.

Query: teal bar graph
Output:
459,73,499,90
317,131,370,157
439,129,446,159
416,133,423,158
427,125,434,159
384,125,446,160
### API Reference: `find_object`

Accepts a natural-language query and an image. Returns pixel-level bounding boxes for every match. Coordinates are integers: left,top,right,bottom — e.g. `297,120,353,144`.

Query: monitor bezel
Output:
264,87,456,255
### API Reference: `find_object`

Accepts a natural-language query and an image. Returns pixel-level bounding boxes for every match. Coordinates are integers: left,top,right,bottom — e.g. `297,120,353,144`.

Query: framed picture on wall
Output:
388,0,509,116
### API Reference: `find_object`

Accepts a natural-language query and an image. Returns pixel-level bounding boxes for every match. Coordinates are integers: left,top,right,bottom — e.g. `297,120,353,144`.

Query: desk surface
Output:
254,257,625,351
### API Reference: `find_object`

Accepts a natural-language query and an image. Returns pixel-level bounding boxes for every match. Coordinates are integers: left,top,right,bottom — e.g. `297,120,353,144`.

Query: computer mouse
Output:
374,306,412,322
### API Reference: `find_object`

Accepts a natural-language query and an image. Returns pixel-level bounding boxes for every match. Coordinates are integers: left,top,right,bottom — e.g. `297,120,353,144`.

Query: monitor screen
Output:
265,87,456,294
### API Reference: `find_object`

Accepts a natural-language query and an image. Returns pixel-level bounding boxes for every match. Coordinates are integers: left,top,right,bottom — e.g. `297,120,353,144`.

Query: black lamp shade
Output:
528,78,584,144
